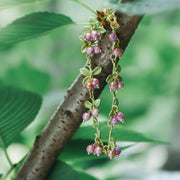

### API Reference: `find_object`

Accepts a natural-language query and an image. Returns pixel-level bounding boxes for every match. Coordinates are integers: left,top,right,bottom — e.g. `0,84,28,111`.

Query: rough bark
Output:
15,11,142,180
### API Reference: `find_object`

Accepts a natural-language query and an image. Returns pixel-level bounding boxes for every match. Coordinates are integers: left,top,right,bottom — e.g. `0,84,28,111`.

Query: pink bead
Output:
110,117,118,126
107,150,116,159
93,46,101,54
91,108,99,117
116,112,125,123
85,82,93,90
94,146,103,156
82,112,91,121
86,47,94,55
91,30,99,41
109,33,117,42
91,78,99,88
114,147,121,156
117,81,124,89
84,32,91,41
86,145,95,154
112,48,120,57
109,81,117,90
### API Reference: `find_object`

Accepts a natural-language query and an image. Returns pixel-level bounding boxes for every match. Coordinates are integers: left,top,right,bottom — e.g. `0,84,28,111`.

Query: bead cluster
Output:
80,9,125,159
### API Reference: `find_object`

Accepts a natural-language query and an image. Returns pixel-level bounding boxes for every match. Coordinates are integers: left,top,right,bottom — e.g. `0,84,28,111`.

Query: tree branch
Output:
15,11,142,180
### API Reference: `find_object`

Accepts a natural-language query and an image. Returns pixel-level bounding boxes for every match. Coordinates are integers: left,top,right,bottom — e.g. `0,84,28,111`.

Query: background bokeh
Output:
0,0,180,179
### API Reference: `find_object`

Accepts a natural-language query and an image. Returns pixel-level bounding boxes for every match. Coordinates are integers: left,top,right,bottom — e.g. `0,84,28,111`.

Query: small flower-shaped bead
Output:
86,47,94,55
82,112,91,121
109,33,117,42
86,144,95,154
110,117,118,126
93,45,101,54
107,150,116,159
85,82,93,90
84,32,91,41
91,30,99,41
94,146,103,156
91,78,99,89
117,81,124,89
109,81,117,91
91,108,99,117
114,147,121,156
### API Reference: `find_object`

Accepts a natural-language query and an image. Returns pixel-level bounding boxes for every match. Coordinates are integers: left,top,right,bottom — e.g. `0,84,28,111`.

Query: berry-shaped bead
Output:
107,150,116,159
114,147,121,156
86,47,94,55
109,33,117,42
91,78,99,89
84,32,91,41
86,144,95,154
94,146,103,156
91,108,99,117
112,48,120,57
110,117,118,126
82,112,91,121
85,81,93,90
109,81,117,91
91,30,99,41
93,45,101,54
116,112,125,123
117,81,124,89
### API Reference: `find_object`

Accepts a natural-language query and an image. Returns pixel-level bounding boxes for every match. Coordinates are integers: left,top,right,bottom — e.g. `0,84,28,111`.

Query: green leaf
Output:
116,65,121,73
107,0,180,15
92,67,102,76
0,174,3,178
82,76,89,86
80,68,90,76
83,26,91,32
0,0,45,10
84,101,92,109
4,61,50,95
47,160,98,180
0,87,42,147
106,74,114,83
81,44,87,53
95,27,106,34
0,12,74,49
47,161,79,180
73,123,169,144
77,172,98,180
94,99,101,107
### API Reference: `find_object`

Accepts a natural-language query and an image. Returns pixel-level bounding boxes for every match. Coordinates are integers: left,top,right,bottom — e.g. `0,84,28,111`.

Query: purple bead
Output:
91,78,99,88
110,117,118,126
109,81,117,91
114,147,121,156
93,46,101,54
82,112,91,121
85,82,93,90
94,146,103,156
117,81,124,89
86,47,94,55
107,150,116,159
91,108,99,117
84,32,91,41
109,33,117,42
91,30,99,41
112,48,120,57
116,112,125,123
86,144,95,154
